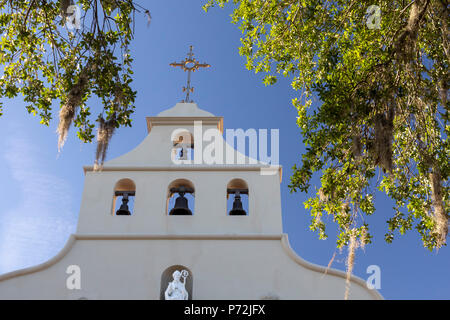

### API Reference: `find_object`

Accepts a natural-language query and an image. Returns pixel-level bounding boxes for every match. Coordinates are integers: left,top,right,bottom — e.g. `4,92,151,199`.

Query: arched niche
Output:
160,265,193,300
227,178,249,216
171,129,194,162
166,179,195,215
112,178,136,216
227,178,248,190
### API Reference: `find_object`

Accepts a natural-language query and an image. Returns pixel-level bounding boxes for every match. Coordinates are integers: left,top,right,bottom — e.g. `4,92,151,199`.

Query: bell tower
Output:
77,44,282,235
76,101,283,236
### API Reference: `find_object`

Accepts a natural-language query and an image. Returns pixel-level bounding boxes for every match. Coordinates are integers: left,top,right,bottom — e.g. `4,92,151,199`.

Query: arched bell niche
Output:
112,178,136,216
160,265,193,300
166,179,195,215
226,178,249,216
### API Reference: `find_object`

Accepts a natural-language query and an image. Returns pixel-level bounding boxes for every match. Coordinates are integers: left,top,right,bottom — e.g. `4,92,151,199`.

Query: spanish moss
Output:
94,116,116,171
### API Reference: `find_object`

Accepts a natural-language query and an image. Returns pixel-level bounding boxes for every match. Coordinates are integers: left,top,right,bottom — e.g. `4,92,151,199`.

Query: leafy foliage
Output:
0,0,150,167
204,0,449,251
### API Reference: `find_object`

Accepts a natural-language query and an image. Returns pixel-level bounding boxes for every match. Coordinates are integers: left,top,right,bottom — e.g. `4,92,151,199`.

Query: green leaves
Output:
263,74,277,86
0,0,147,156
206,0,449,251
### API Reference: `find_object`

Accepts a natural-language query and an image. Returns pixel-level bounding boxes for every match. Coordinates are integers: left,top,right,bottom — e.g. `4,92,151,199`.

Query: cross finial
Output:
187,45,194,60
170,45,210,103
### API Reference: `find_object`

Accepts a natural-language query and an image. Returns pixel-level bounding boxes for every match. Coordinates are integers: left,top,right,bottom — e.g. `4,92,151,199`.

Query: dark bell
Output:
169,193,193,215
229,193,246,216
116,194,131,215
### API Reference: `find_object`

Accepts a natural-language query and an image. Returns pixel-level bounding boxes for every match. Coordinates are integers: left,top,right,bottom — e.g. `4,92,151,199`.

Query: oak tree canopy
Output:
204,0,449,288
0,0,150,168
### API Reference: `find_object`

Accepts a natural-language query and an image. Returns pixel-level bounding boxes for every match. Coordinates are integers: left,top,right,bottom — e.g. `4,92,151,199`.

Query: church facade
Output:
0,102,382,300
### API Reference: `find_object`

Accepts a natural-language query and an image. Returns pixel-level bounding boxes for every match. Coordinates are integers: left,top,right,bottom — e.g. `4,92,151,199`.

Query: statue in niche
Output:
164,270,189,300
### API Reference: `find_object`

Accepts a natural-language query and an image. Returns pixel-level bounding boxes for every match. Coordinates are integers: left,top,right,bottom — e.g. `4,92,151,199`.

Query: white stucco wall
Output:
77,169,282,235
0,235,381,300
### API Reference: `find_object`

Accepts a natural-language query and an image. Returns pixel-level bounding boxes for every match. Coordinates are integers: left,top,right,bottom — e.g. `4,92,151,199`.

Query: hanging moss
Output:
429,168,448,248
359,227,368,251
439,80,448,108
57,71,89,151
344,230,357,300
351,131,362,160
56,104,76,151
373,106,395,173
93,116,116,171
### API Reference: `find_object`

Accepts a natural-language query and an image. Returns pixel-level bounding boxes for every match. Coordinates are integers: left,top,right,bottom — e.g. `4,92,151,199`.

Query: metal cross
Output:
170,45,210,103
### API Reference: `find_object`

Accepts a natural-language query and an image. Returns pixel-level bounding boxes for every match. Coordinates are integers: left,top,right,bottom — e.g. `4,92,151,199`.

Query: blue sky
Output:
0,1,448,299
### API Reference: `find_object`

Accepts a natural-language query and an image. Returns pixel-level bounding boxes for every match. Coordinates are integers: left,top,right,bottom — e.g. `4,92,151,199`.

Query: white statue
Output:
164,270,189,300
